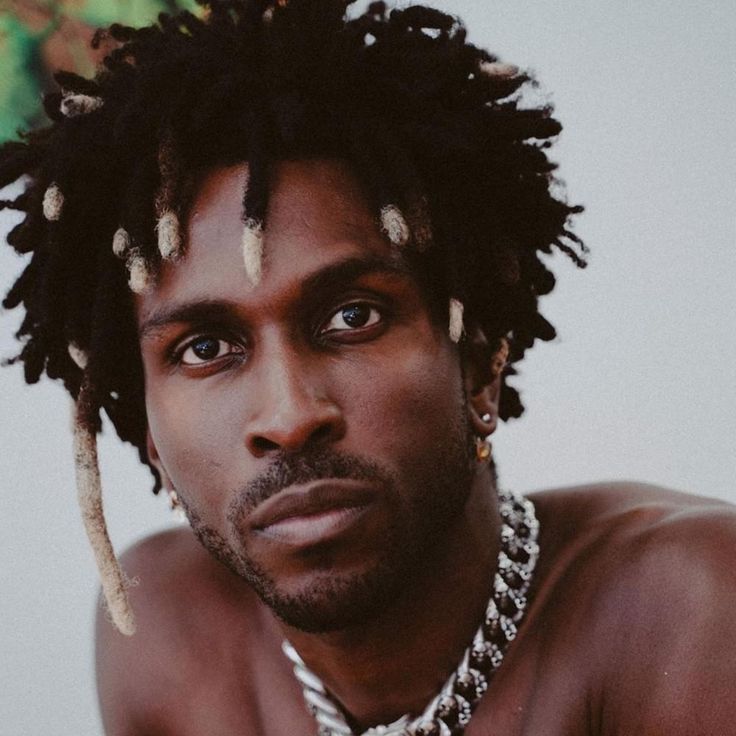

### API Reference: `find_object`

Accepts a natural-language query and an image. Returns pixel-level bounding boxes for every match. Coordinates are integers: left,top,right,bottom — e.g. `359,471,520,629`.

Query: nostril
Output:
251,436,280,456
247,418,342,457
310,424,333,444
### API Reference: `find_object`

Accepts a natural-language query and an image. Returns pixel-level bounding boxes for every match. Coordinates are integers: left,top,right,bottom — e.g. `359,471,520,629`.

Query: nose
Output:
245,345,346,458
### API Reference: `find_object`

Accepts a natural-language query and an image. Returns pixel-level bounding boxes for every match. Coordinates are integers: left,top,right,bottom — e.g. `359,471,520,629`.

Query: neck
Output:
278,464,501,730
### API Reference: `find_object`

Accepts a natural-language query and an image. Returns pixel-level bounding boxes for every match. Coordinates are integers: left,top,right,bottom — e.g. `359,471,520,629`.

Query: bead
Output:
490,644,503,668
512,498,526,514
455,672,476,699
503,569,522,588
507,541,530,564
483,615,502,642
437,695,459,727
470,668,489,696
410,722,440,736
470,643,492,672
498,593,519,617
456,694,472,726
500,617,518,641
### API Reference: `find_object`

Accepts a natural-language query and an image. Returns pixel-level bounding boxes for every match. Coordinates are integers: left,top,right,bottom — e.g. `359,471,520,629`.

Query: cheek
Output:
341,338,465,464
145,383,243,517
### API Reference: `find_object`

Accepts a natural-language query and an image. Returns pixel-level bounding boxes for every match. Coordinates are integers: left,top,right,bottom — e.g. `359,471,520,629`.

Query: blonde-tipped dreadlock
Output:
155,131,184,260
380,204,410,247
242,218,265,284
73,381,135,636
478,61,519,80
68,343,89,370
156,210,182,260
42,183,64,221
60,93,104,118
449,298,465,343
127,250,154,293
112,227,130,259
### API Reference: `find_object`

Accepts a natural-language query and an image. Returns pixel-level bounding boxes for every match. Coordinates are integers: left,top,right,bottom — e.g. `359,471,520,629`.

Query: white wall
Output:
1,1,734,734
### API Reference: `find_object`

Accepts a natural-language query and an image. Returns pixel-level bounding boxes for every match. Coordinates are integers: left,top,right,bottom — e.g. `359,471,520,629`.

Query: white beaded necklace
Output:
282,489,540,736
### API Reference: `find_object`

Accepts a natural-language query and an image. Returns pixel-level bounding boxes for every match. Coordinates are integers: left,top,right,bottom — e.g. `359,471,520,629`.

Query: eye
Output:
322,303,382,333
178,335,243,366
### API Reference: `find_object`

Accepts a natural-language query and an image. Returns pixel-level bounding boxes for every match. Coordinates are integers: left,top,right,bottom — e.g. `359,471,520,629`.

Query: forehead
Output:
192,159,379,244
137,159,399,318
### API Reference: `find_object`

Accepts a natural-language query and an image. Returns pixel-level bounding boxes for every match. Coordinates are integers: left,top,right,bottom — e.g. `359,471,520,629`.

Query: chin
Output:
250,564,407,633
185,513,389,631
189,506,437,632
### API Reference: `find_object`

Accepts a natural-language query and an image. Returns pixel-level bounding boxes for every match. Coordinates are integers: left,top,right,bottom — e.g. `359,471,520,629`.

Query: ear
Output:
463,331,509,438
146,429,175,490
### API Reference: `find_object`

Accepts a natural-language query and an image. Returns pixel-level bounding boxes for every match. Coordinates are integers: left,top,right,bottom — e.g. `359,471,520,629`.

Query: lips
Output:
248,480,377,546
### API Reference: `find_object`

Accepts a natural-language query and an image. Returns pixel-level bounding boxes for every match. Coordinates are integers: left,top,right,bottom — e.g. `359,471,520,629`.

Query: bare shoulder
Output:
95,527,263,734
529,481,736,733
530,479,736,617
531,478,731,529
535,480,736,581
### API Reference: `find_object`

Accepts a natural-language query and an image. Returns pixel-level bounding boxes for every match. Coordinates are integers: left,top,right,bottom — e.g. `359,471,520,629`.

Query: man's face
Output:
137,160,475,632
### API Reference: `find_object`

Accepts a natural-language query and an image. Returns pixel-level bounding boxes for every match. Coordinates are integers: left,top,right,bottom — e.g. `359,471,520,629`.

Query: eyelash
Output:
318,301,385,337
168,300,388,370
169,331,245,369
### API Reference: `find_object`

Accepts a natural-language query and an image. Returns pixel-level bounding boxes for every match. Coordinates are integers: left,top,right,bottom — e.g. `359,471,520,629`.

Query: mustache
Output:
228,448,393,518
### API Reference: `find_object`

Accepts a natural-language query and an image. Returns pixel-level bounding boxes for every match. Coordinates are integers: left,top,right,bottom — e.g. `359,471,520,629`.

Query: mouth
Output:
248,480,378,547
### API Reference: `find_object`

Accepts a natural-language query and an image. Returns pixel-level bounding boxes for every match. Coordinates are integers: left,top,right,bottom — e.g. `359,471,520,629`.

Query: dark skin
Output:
97,160,736,735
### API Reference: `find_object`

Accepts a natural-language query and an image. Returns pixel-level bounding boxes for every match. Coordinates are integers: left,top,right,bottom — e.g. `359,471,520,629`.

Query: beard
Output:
183,414,475,633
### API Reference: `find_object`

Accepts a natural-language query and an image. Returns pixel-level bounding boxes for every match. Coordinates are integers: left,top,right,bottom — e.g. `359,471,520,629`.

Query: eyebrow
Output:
138,254,412,340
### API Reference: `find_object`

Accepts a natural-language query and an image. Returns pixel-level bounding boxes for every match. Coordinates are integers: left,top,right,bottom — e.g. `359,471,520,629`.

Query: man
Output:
2,1,735,734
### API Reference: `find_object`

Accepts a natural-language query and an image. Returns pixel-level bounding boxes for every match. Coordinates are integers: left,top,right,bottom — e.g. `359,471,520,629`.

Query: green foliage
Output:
0,0,200,142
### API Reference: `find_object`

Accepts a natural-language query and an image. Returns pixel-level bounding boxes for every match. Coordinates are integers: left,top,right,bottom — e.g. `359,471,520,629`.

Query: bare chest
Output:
154,645,593,736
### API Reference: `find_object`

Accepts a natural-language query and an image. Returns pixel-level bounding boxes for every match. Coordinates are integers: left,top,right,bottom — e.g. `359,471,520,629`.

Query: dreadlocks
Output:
0,0,585,634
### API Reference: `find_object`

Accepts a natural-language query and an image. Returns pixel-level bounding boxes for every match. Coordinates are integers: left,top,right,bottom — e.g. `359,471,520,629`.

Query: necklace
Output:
282,489,540,736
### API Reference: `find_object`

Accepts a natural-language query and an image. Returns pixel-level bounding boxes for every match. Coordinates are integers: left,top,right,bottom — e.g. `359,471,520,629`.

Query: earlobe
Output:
469,390,499,437
465,335,509,438
146,429,174,491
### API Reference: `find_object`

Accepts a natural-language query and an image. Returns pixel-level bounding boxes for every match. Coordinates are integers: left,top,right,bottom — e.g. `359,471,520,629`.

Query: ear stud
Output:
167,489,187,523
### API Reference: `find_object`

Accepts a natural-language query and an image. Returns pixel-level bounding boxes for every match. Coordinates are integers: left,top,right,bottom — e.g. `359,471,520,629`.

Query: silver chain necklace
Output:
282,489,540,736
